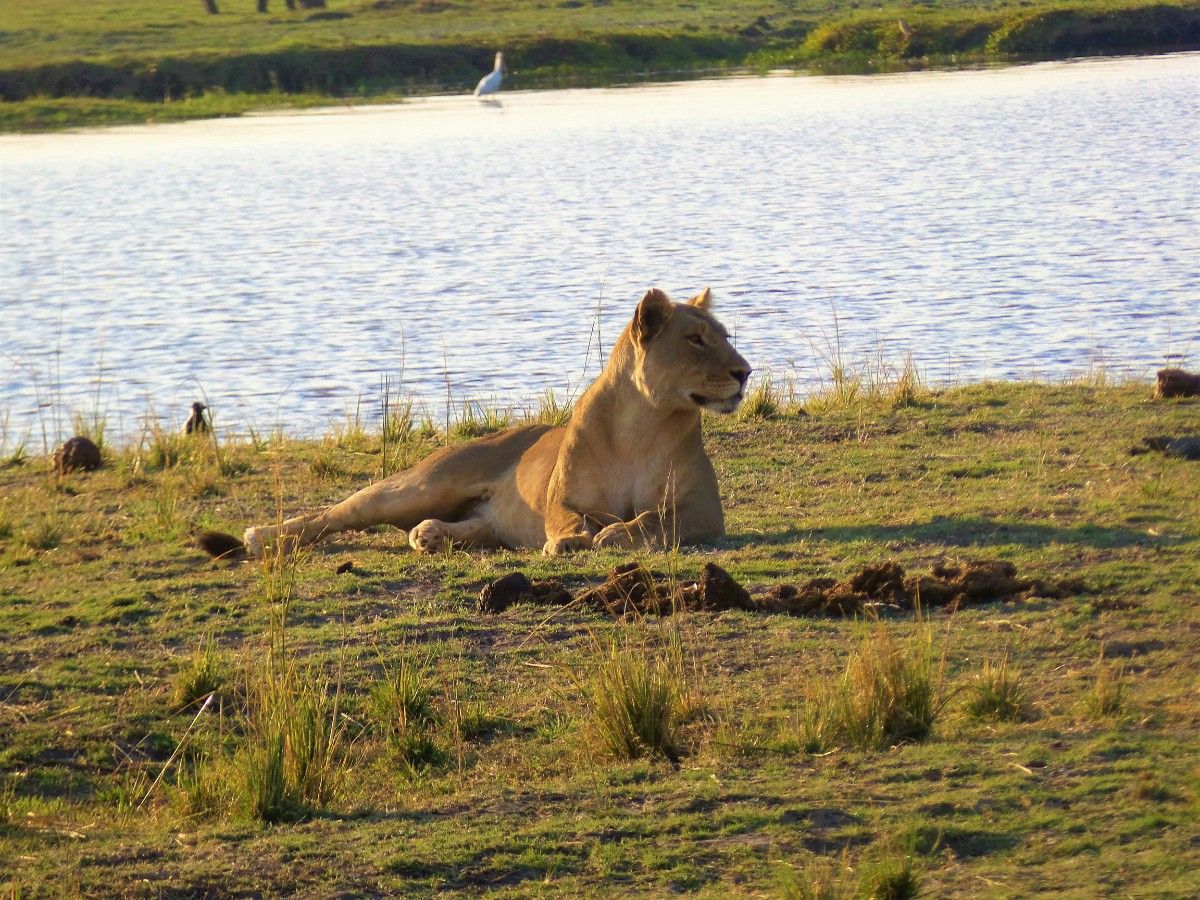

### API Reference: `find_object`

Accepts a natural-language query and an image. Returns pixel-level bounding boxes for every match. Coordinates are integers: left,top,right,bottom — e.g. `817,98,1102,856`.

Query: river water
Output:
1,53,1197,445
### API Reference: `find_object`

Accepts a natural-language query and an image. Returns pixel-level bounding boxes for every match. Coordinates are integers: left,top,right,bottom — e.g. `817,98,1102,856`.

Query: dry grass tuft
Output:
1083,650,1126,720
966,655,1032,722
738,377,783,420
801,622,946,752
581,632,692,764
451,402,512,440
780,847,921,900
172,635,226,711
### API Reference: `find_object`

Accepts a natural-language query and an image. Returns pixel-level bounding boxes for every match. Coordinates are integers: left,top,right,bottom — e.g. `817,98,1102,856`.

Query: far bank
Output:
1,0,1198,131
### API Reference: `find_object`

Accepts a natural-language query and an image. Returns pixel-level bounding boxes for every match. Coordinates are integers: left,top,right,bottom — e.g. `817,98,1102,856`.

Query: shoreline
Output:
0,372,1181,464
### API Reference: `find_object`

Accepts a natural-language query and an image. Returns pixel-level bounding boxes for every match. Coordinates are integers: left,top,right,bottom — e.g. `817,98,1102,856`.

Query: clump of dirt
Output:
478,571,572,614
479,557,1088,619
53,436,102,475
679,562,757,612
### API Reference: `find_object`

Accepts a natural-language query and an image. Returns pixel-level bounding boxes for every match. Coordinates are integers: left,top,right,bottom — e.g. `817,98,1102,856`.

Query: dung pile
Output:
574,561,756,615
760,558,1072,616
479,558,1085,619
477,571,572,614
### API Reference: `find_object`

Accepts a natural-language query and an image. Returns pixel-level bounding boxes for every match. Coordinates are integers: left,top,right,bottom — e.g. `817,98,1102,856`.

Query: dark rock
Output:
1130,435,1200,460
53,436,102,475
1154,368,1200,398
479,572,533,614
1164,436,1200,460
679,562,756,612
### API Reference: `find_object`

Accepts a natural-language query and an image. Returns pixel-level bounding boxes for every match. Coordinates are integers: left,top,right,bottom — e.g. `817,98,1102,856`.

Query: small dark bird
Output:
195,530,247,561
54,435,103,475
184,402,210,435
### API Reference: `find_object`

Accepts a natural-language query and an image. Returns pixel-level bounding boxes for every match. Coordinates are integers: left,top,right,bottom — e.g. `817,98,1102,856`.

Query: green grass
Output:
368,653,438,739
1,381,1199,893
0,0,1196,130
0,90,366,132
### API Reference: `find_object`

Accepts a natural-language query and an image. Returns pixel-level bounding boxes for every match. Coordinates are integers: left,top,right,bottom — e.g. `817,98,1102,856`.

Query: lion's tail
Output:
195,530,248,561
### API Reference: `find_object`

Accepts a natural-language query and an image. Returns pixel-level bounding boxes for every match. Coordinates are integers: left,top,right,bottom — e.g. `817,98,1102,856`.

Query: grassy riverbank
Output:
0,0,1197,131
1,380,1198,894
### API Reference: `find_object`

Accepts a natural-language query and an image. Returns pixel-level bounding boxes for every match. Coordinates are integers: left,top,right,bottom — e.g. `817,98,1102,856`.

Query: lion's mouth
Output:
690,392,743,413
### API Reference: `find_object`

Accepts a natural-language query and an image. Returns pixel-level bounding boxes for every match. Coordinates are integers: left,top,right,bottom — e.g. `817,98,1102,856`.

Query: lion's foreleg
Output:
591,509,676,552
542,503,594,555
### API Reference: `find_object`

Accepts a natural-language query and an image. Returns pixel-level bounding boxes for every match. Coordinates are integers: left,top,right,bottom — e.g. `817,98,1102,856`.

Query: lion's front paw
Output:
409,519,452,554
542,533,593,556
242,527,265,559
592,523,638,551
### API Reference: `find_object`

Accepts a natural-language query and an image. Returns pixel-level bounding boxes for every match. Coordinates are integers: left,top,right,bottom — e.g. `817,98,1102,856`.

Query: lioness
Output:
211,287,750,559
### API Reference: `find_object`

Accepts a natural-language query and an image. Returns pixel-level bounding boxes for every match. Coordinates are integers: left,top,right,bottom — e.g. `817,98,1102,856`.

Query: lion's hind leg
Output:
243,474,475,558
408,515,499,554
243,512,331,559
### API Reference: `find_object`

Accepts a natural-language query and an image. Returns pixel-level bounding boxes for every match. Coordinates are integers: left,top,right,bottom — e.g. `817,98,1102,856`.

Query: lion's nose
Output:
731,366,751,387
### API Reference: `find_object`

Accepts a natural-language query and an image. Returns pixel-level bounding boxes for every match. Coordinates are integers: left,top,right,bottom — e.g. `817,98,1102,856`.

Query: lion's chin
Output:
690,392,743,415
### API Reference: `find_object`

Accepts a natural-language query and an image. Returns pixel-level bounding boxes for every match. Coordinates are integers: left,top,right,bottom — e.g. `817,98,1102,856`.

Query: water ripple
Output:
1,55,1198,442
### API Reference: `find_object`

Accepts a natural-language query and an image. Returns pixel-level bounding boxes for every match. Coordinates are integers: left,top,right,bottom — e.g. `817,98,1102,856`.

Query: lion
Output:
204,287,750,559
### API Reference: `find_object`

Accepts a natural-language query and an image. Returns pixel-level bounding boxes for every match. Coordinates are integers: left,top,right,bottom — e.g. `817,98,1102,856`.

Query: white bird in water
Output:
474,51,504,98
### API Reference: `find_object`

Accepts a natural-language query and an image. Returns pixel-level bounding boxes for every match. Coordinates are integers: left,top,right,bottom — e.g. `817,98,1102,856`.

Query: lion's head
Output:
629,287,752,414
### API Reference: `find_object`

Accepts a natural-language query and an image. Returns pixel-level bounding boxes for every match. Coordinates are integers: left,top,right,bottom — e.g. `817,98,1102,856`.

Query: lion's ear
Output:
634,288,673,344
688,287,713,310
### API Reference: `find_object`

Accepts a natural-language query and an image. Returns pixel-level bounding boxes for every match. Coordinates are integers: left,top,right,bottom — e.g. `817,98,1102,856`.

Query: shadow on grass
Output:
728,516,1176,551
384,841,593,891
908,824,1021,858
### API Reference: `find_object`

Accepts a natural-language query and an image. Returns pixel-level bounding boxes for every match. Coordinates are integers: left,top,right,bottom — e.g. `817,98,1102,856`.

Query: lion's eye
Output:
687,334,705,347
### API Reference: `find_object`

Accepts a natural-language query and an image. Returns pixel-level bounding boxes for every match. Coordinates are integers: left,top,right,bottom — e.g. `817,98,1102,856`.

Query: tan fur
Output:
241,288,751,557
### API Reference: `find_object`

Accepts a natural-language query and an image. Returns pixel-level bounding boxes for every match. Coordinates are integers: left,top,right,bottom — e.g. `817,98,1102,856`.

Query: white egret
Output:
473,51,504,97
